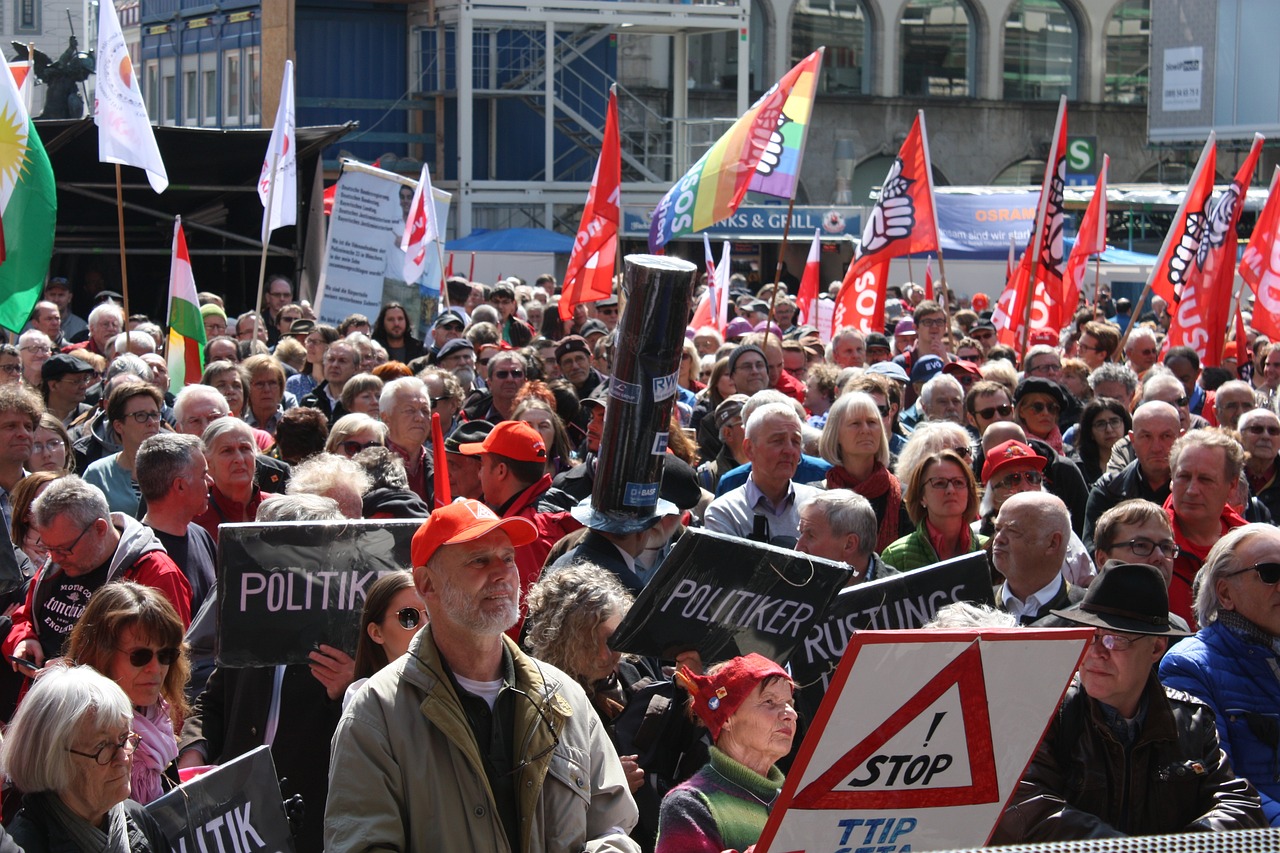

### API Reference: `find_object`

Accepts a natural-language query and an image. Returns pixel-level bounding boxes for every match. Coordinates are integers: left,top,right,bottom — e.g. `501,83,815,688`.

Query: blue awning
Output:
445,228,575,254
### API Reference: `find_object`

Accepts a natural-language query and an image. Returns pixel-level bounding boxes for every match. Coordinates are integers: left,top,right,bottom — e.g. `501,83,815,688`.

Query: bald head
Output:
982,421,1027,453
992,492,1070,594
1130,401,1182,481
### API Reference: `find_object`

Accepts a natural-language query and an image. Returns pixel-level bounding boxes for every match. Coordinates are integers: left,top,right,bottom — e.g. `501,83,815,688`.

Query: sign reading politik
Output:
217,519,420,667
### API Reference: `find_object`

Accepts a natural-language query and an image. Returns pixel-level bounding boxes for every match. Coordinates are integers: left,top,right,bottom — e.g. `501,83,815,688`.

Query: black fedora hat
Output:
1050,563,1189,637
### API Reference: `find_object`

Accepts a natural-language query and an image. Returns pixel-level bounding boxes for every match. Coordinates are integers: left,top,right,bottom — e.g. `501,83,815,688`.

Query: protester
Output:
796,489,898,585
1238,407,1280,519
881,449,984,572
1071,397,1131,487
82,383,165,517
191,418,263,542
818,392,911,551
1083,401,1181,550
10,470,63,569
346,570,425,705
326,412,388,459
286,323,339,399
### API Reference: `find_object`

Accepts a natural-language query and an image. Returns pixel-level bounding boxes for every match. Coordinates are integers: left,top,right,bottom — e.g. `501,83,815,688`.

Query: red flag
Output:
446,253,454,280
1166,134,1260,366
561,88,620,321
432,411,450,509
690,233,718,330
796,229,821,324
1063,154,1108,317
1242,166,1280,341
923,256,934,301
834,111,939,334
993,96,1068,347
1149,135,1217,308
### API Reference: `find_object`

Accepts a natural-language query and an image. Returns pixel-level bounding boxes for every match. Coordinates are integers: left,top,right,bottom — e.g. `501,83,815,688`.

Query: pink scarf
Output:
131,701,179,805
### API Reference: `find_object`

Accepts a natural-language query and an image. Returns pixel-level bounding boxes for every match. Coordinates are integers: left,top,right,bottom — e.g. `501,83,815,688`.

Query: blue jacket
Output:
1159,620,1280,826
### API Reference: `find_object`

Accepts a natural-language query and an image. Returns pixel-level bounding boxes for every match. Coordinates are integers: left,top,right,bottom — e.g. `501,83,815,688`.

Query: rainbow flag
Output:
649,48,824,252
748,51,822,200
165,217,206,392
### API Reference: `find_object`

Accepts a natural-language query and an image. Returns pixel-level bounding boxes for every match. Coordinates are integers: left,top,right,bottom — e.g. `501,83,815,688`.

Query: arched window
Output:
791,0,870,94
1104,0,1150,104
852,154,949,205
992,159,1046,186
1003,0,1078,101
688,0,766,92
900,0,974,97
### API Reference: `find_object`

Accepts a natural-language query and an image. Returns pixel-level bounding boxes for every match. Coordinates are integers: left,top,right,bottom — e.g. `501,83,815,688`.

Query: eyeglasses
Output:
972,331,995,340
735,360,768,374
1111,537,1179,559
32,438,64,454
1092,418,1126,432
44,521,96,559
875,403,892,417
926,476,968,492
122,647,180,668
1170,396,1189,408
125,410,163,424
1028,363,1062,375
1089,630,1144,653
1077,342,1104,353
478,358,491,367
918,317,947,329
974,403,1013,420
68,732,141,766
396,607,427,630
1230,562,1280,585
1021,400,1061,416
1243,425,1280,436
429,396,453,408
949,445,972,459
19,345,51,355
0,364,20,375
502,685,562,777
992,470,1043,490
340,439,383,456
492,370,524,380
597,307,619,316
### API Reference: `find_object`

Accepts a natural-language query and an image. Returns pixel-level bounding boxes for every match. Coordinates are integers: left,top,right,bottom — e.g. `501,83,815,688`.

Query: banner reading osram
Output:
1241,167,1280,341
833,112,938,335
648,49,824,253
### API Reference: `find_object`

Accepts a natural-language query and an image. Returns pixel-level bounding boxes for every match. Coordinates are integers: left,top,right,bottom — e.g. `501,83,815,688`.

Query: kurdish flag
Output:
0,55,55,334
166,217,205,392
748,50,822,200
649,48,825,252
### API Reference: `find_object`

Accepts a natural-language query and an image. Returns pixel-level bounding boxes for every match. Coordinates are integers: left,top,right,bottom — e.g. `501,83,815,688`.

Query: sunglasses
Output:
1232,563,1280,585
1243,425,1280,437
875,403,892,417
122,647,180,668
492,369,525,380
397,607,427,630
992,470,1043,490
974,403,1013,420
1021,401,1061,415
340,440,383,456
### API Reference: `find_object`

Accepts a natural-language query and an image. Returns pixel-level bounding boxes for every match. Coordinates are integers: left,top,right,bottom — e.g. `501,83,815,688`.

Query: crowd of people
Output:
0,268,1277,851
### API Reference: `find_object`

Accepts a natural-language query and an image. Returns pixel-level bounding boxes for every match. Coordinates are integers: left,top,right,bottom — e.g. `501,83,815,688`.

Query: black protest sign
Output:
217,519,420,667
608,527,849,664
789,552,995,717
148,746,296,853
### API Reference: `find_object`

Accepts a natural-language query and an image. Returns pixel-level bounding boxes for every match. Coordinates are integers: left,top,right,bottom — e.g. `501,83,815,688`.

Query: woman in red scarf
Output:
819,391,913,551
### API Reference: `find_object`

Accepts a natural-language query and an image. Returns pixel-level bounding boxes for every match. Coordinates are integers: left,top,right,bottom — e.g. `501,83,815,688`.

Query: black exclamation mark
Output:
923,712,945,747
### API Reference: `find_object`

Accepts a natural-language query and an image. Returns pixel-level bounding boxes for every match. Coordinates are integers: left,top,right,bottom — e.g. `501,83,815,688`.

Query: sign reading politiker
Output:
608,528,849,664
148,746,297,853
217,519,420,667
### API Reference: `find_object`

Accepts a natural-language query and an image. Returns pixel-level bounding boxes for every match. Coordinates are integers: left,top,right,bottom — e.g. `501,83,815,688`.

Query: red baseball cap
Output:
943,360,981,379
410,499,538,567
982,439,1047,484
456,421,548,463
1028,328,1059,347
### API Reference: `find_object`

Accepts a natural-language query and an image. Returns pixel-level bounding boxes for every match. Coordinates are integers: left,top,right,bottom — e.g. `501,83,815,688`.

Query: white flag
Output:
95,0,167,192
400,163,439,284
258,60,296,240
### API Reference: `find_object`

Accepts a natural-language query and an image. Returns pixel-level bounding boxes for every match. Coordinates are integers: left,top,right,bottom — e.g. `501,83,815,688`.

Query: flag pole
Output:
1091,254,1102,310
764,196,798,351
114,164,131,320
1115,278,1153,361
906,254,914,286
253,151,280,344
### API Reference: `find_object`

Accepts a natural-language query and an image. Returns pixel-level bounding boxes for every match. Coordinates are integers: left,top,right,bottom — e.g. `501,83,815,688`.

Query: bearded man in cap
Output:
325,499,639,853
993,563,1265,842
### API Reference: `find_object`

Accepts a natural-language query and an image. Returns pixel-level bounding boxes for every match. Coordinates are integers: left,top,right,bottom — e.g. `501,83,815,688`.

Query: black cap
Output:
445,420,495,453
42,353,94,382
1014,377,1069,409
579,381,610,411
580,319,608,339
555,335,591,362
866,333,891,352
435,338,475,362
433,311,465,330
1049,563,1189,636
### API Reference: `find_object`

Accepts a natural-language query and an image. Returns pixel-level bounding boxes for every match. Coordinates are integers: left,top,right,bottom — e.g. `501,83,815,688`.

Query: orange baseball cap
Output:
410,499,538,567
456,421,548,463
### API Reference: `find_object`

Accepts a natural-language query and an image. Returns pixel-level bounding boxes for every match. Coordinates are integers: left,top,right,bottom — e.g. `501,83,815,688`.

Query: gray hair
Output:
135,433,204,502
818,392,889,468
741,389,806,426
1195,524,1279,627
1139,365,1182,403
104,352,152,384
1238,407,1278,433
1023,345,1059,372
255,494,344,522
173,384,229,424
924,602,1018,629
1126,326,1158,351
798,489,876,558
1088,362,1139,396
201,415,256,452
827,327,865,360
17,329,51,349
470,304,501,326
919,374,963,410
326,413,389,454
108,331,156,358
352,446,410,491
87,302,124,330
893,421,971,482
0,663,131,794
744,401,803,443
378,376,428,415
286,453,371,518
32,475,109,530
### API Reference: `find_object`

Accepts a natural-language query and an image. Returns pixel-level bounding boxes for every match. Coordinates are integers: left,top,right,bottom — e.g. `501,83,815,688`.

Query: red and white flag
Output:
258,60,297,241
401,163,440,284
993,95,1068,347
691,233,721,330
1242,166,1280,341
923,256,934,301
1148,134,1217,309
1166,133,1262,365
95,0,167,192
560,87,620,321
8,60,31,113
833,111,939,334
1063,154,1108,316
796,229,821,324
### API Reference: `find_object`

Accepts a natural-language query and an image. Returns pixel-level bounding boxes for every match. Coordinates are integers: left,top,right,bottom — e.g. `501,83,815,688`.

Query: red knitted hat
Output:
675,653,791,740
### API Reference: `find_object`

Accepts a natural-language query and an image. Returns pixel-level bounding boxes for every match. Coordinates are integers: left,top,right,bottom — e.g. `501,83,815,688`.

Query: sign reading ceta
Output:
238,567,392,613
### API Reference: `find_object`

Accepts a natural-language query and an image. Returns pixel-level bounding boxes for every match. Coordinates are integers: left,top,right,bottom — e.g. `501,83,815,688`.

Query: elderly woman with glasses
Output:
326,413,389,460
82,384,165,517
819,392,913,552
66,582,190,805
881,449,986,573
1,663,171,852
1161,523,1280,826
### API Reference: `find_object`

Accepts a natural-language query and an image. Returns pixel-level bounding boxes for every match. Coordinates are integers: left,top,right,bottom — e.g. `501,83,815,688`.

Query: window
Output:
791,0,869,94
245,46,261,124
992,158,1047,186
224,52,240,126
162,73,175,124
900,0,973,97
144,60,159,119
1104,0,1149,104
1003,0,1078,101
16,0,37,33
203,68,217,126
183,71,197,124
687,0,766,93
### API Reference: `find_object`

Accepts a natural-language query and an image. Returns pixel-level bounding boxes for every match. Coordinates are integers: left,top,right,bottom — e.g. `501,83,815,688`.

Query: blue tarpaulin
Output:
444,228,575,253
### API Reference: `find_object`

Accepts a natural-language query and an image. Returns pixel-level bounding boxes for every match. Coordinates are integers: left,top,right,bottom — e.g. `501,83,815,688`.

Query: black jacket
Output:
1083,459,1172,551
9,797,169,853
299,383,348,426
993,672,1266,842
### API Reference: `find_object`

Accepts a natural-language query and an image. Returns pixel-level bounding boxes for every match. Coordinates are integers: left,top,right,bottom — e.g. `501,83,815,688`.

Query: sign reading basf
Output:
757,629,1090,853
148,746,296,853
217,519,420,667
